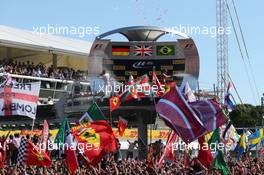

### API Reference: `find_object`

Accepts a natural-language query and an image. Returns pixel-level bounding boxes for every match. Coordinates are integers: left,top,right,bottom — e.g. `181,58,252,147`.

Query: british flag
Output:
133,45,153,57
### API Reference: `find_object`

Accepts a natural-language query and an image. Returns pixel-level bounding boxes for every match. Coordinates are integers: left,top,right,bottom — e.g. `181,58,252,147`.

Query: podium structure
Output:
89,26,200,159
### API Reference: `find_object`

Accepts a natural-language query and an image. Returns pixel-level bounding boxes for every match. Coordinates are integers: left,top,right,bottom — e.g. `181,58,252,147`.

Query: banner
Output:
0,129,171,140
0,82,40,119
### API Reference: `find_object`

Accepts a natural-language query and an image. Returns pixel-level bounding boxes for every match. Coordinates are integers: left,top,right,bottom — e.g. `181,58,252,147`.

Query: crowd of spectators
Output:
0,154,264,174
0,133,264,175
0,60,87,81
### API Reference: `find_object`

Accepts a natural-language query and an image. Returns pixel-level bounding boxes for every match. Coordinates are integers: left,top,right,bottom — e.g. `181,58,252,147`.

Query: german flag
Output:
112,45,130,56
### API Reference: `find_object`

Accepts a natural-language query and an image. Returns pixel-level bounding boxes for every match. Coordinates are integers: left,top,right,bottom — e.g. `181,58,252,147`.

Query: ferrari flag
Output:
0,82,41,119
17,137,51,167
110,96,121,112
72,120,117,165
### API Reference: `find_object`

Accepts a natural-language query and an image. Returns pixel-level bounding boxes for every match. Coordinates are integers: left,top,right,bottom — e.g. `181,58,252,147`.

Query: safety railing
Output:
0,73,90,102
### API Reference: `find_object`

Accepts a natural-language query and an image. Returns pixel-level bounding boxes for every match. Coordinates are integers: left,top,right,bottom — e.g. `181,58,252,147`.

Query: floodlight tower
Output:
216,0,229,101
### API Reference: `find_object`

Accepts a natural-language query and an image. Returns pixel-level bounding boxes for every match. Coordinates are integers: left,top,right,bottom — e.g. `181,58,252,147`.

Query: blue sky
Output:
1,0,263,105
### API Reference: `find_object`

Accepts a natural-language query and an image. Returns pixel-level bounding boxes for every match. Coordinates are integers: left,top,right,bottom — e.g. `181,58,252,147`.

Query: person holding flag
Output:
55,117,79,174
16,136,52,167
152,67,165,97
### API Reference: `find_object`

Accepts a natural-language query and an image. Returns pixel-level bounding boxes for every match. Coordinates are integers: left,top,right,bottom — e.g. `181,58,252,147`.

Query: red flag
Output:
117,117,127,137
110,75,151,112
72,120,117,166
110,96,121,112
148,144,154,162
41,120,49,150
0,132,9,168
18,139,52,167
65,131,79,174
152,71,164,96
164,132,177,161
197,135,213,168
0,140,6,168
119,74,150,102
158,131,177,165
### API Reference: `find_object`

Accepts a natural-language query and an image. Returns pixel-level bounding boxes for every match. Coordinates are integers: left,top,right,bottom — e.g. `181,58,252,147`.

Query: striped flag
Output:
156,86,206,143
248,128,264,150
189,99,228,132
112,45,130,56
227,82,233,93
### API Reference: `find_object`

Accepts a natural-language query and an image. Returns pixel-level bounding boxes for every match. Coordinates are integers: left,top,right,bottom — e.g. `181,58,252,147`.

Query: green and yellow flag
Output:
54,117,69,147
79,102,106,125
156,45,175,56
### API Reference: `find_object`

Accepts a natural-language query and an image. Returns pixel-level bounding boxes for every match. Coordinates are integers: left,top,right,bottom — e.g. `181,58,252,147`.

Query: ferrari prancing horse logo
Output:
77,128,100,145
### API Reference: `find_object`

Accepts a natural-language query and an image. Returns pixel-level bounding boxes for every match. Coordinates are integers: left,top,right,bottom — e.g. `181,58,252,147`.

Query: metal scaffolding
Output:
216,0,229,102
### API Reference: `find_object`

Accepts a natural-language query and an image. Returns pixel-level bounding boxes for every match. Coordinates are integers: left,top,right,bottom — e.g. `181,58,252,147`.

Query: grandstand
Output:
0,25,92,128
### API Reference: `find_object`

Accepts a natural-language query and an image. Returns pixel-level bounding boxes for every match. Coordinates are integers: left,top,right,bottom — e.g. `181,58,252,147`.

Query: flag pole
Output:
158,130,173,165
151,66,158,146
197,79,200,100
31,119,35,133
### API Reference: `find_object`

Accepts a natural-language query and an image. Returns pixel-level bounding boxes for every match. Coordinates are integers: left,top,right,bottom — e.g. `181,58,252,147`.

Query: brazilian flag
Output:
156,45,175,56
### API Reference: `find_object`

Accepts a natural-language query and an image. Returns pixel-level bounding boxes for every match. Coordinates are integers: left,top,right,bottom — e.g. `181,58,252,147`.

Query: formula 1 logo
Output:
132,61,154,69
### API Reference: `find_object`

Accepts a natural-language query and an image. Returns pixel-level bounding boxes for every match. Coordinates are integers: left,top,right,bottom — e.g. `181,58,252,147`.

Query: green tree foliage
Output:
229,104,264,128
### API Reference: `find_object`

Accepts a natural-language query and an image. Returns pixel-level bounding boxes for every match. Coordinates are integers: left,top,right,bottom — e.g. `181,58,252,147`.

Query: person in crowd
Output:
161,69,171,84
99,69,110,96
47,96,54,105
113,138,121,162
127,140,138,159
0,133,263,174
0,60,87,81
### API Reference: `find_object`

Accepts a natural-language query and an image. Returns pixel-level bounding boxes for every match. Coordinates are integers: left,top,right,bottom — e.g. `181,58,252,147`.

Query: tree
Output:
229,104,264,128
